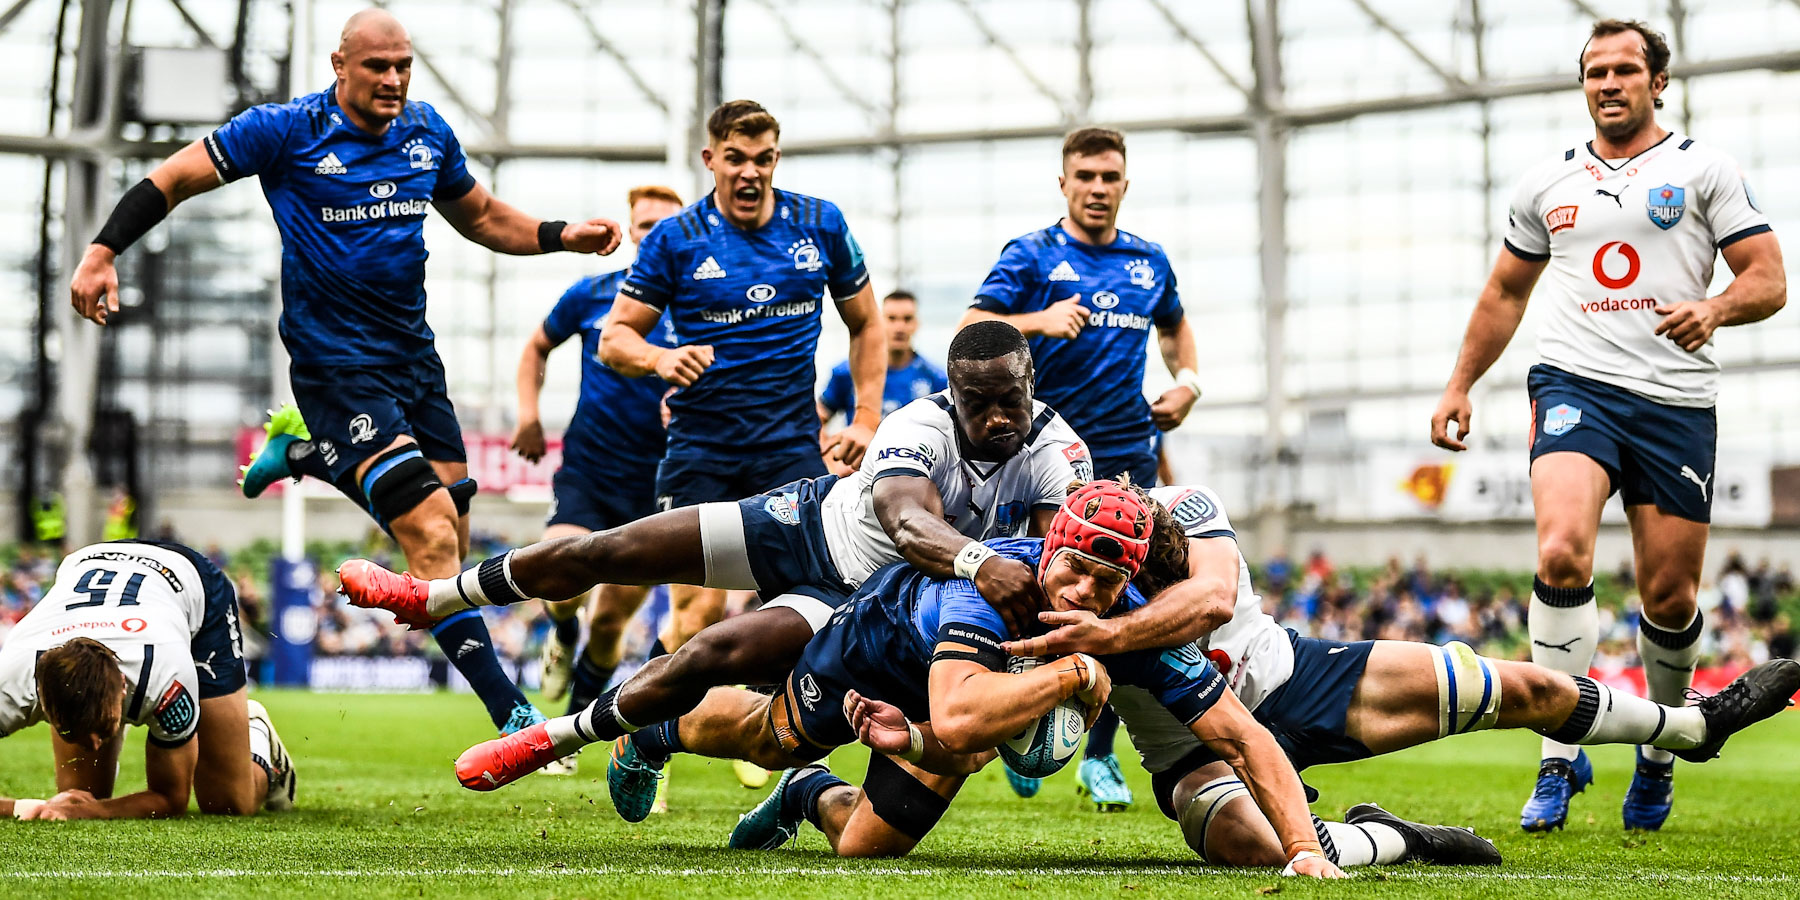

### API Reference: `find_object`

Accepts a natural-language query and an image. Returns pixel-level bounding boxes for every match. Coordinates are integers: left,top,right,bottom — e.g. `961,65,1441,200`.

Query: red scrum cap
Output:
1042,480,1151,579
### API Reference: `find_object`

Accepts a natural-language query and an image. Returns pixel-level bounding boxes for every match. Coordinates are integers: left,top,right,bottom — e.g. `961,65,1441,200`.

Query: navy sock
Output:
1084,705,1120,760
431,609,529,730
633,718,684,763
574,686,627,744
552,615,580,647
648,637,669,659
283,439,333,481
568,653,616,716
783,766,847,830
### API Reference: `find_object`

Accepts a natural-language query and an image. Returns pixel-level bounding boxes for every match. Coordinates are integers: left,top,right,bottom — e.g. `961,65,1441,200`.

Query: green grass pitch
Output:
2,691,1795,898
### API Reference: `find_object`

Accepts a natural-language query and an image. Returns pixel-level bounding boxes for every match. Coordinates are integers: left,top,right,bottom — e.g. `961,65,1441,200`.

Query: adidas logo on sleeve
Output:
1048,260,1080,282
692,256,726,280
313,152,347,175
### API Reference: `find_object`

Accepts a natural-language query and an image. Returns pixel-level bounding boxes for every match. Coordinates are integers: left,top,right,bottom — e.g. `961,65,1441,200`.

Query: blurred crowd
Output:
3,536,1796,673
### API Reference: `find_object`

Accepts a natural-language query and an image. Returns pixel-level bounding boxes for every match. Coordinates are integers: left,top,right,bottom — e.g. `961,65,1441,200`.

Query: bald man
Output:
68,8,621,742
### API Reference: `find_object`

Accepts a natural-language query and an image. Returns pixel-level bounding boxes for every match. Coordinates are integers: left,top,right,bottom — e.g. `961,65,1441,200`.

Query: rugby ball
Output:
997,656,1089,778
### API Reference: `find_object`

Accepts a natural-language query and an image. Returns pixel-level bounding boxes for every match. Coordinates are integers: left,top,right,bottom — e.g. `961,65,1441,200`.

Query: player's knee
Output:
1639,575,1697,620
196,788,257,817
1536,535,1592,586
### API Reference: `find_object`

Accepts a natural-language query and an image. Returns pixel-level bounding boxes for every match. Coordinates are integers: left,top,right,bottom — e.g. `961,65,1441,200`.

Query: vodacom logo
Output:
1592,241,1641,289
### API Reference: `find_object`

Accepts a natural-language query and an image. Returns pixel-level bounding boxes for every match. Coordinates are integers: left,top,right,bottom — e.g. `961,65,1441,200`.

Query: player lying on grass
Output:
0,541,296,820
992,481,1800,857
340,321,1093,819
453,481,1346,877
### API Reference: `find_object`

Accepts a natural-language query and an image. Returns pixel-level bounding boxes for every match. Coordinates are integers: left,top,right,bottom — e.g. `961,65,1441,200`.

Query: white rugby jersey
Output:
820,392,1091,586
1504,133,1770,406
0,543,214,746
1107,484,1293,774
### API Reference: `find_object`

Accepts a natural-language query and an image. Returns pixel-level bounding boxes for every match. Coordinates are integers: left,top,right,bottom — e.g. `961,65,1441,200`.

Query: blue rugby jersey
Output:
972,224,1184,464
619,190,870,458
840,538,1228,727
542,270,677,474
203,86,477,366
818,353,948,419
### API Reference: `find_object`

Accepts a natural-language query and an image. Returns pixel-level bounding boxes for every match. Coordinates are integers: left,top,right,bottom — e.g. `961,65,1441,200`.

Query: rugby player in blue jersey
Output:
818,290,947,430
599,99,886,684
960,127,1202,808
512,185,683,776
68,8,621,740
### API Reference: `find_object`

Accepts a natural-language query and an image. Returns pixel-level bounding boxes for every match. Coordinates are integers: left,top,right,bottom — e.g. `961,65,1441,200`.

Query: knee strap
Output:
1434,641,1503,737
1177,775,1250,863
357,447,442,526
863,752,951,841
448,477,477,517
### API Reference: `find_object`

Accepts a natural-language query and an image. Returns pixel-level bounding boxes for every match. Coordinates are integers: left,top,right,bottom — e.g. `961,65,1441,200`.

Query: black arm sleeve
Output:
92,179,171,255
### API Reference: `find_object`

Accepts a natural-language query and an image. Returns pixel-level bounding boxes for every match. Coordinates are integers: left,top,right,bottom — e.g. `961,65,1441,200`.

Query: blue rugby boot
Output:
240,404,313,498
730,767,802,850
1621,749,1674,831
1077,754,1133,812
500,702,547,737
607,735,667,823
1003,761,1041,798
1520,750,1593,832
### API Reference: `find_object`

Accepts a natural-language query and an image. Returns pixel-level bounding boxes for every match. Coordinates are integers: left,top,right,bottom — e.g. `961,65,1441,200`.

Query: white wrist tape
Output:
899,724,926,763
952,542,998,581
1071,652,1100,692
1281,849,1324,876
1174,368,1203,398
13,799,44,819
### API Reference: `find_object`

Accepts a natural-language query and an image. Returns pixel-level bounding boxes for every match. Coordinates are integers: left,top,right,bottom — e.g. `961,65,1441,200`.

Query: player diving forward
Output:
69,8,622,740
1429,18,1786,831
341,322,1086,814
513,185,685,771
0,541,296,820
997,482,1800,866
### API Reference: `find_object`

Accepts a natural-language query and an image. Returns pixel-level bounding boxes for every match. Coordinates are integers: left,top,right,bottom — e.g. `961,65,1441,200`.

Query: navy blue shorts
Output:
734,475,853,608
1528,365,1716,523
1150,630,1374,816
134,541,247,699
289,353,466,485
656,449,827,510
1094,450,1158,488
770,580,929,761
546,461,659,532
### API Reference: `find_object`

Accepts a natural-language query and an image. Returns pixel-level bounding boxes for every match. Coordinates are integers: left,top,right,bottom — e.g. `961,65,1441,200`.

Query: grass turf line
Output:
1,691,1796,899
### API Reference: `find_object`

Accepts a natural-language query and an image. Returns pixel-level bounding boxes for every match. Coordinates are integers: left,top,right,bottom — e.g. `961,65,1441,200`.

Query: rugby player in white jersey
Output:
338,322,1094,812
0,541,296,820
1429,18,1786,832
939,484,1794,868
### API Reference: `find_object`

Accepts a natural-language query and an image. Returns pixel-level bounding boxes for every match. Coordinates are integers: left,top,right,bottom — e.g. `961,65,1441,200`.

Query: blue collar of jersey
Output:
321,84,402,142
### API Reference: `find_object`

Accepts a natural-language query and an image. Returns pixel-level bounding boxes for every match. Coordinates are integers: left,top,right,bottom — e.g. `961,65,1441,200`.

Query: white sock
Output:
1559,676,1707,750
1321,820,1408,867
544,713,590,756
1530,577,1598,760
248,717,273,763
1637,609,1702,765
426,552,530,618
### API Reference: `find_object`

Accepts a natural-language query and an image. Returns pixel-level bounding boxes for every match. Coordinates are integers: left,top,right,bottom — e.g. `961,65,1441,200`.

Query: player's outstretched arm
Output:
511,325,561,463
958,296,1089,341
26,740,197,821
435,182,621,256
1654,231,1786,352
1005,534,1235,658
70,140,225,326
872,477,1045,632
823,283,884,470
844,689,991,777
926,654,1108,754
1430,249,1547,451
1189,691,1345,879
600,297,713,384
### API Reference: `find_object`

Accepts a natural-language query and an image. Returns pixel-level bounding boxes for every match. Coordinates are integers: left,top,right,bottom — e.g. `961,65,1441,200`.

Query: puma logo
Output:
1533,638,1582,652
1327,647,1346,655
1679,465,1711,501
1595,185,1628,207
481,771,500,785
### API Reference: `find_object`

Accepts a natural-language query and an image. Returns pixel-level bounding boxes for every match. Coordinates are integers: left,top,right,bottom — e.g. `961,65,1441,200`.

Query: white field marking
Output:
2,867,1794,884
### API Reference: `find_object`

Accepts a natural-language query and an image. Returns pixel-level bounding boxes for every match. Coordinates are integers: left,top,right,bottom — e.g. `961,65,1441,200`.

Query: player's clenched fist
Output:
1430,388,1473,452
1034,293,1089,340
653,344,714,387
822,421,875,471
972,555,1044,636
560,218,624,256
69,245,122,326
